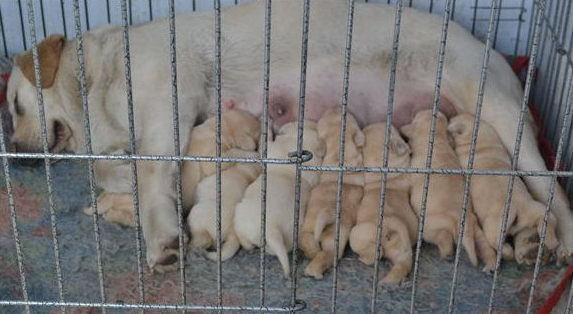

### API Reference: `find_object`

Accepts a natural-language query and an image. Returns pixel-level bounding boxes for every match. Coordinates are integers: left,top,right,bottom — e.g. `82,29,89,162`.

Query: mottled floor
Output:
0,160,567,313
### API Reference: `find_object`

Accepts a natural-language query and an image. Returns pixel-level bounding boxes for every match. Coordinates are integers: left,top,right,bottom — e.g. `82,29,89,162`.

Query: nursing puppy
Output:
234,122,325,278
448,114,559,265
401,110,496,271
349,123,418,284
299,109,364,279
188,152,260,261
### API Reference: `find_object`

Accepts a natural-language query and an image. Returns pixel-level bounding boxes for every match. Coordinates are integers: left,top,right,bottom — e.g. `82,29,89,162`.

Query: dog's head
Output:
317,108,364,166
400,109,449,142
7,34,79,153
448,114,499,148
363,122,410,183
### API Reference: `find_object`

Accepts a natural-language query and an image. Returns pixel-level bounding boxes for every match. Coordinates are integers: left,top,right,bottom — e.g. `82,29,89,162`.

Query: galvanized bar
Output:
167,0,187,308
450,0,456,21
119,0,146,309
72,1,107,312
105,0,110,24
0,5,8,58
213,0,223,311
258,0,272,308
447,1,499,312
492,0,503,49
39,0,46,38
0,300,306,312
18,0,27,50
330,1,355,313
370,1,403,313
549,29,573,142
290,0,311,306
471,0,479,35
513,0,526,55
148,0,153,21
409,0,454,312
25,0,65,312
192,0,196,12
535,0,557,121
59,0,67,39
83,0,90,31
487,1,547,312
0,56,30,314
525,0,537,56
525,76,573,314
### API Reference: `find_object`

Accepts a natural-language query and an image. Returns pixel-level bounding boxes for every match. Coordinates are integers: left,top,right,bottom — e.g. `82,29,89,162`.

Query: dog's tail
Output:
314,212,334,242
266,228,291,278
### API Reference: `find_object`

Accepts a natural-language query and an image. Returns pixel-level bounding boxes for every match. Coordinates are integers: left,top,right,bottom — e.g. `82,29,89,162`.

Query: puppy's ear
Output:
14,34,66,88
400,123,415,139
447,117,469,138
390,137,410,156
353,130,365,148
236,134,257,151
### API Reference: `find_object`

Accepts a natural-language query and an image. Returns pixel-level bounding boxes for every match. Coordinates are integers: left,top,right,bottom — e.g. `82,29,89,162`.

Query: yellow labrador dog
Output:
349,123,418,285
7,1,573,270
448,114,559,265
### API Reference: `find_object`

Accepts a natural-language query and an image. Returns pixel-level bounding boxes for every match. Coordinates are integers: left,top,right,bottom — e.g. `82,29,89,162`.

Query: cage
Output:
0,0,572,313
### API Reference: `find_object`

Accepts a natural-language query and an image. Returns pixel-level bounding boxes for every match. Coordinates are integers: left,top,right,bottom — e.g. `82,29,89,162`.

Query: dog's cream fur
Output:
349,123,418,284
401,110,496,271
299,109,364,279
448,114,559,264
234,122,324,277
7,1,573,269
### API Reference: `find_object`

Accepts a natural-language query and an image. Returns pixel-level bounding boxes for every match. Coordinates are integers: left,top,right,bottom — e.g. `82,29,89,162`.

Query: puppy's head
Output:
222,109,261,152
363,123,410,182
8,34,77,153
317,108,364,166
400,109,449,141
448,114,499,147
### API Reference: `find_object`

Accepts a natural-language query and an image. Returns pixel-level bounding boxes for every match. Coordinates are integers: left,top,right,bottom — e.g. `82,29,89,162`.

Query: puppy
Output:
234,121,325,278
188,151,260,261
349,123,418,284
448,114,559,265
401,110,496,272
299,108,364,279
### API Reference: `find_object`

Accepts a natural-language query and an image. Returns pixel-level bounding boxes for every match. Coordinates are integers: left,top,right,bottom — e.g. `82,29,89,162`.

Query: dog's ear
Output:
390,137,410,156
14,34,66,88
400,123,415,139
447,117,469,138
353,130,365,148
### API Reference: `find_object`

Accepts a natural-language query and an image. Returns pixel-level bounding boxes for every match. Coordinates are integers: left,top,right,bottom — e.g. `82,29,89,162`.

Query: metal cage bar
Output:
409,0,454,312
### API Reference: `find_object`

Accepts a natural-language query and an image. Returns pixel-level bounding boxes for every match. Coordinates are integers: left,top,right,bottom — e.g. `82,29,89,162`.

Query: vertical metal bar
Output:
148,0,153,21
39,0,47,37
83,0,90,31
59,0,68,39
447,1,499,312
258,0,272,308
525,0,537,56
291,0,311,306
471,0,479,35
129,0,133,25
0,5,8,58
487,1,546,313
549,29,573,142
213,0,223,311
492,0,503,49
18,0,27,50
106,0,111,24
71,1,106,312
0,72,29,314
119,0,145,311
526,75,573,314
167,0,187,308
192,0,196,12
25,1,65,312
370,1,403,313
533,0,556,119
513,0,526,55
409,0,453,312
429,0,434,13
450,0,457,21
408,0,413,8
331,1,355,313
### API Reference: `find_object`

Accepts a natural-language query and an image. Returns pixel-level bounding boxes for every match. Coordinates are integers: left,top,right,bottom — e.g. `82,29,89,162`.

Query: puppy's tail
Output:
314,212,334,242
267,228,291,278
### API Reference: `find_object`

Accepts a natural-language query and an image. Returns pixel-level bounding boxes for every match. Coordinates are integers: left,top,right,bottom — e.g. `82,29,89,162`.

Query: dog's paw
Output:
149,249,180,274
304,263,325,280
556,243,573,266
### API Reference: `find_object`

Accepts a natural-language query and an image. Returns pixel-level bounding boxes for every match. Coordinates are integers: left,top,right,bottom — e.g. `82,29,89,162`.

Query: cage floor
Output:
0,161,567,314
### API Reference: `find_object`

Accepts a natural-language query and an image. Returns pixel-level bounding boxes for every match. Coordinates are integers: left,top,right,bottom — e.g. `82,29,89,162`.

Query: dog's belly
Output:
236,62,457,128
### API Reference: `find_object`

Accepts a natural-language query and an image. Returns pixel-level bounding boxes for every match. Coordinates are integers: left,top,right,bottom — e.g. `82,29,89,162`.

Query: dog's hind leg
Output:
266,229,291,278
381,221,413,285
349,221,378,265
190,229,212,249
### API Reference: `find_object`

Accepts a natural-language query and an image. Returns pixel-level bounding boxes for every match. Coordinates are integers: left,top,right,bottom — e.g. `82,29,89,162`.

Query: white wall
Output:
0,0,535,57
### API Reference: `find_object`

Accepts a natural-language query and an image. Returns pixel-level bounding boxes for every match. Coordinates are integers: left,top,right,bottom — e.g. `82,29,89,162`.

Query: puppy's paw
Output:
380,273,403,286
481,264,495,275
149,249,180,274
556,243,573,266
358,254,376,266
304,260,326,280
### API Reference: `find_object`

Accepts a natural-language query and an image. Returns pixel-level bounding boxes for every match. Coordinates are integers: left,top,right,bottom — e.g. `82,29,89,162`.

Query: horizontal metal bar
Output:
0,300,306,312
540,4,573,69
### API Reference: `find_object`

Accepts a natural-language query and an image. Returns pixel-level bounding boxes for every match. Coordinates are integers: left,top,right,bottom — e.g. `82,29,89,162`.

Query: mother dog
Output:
6,1,573,270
